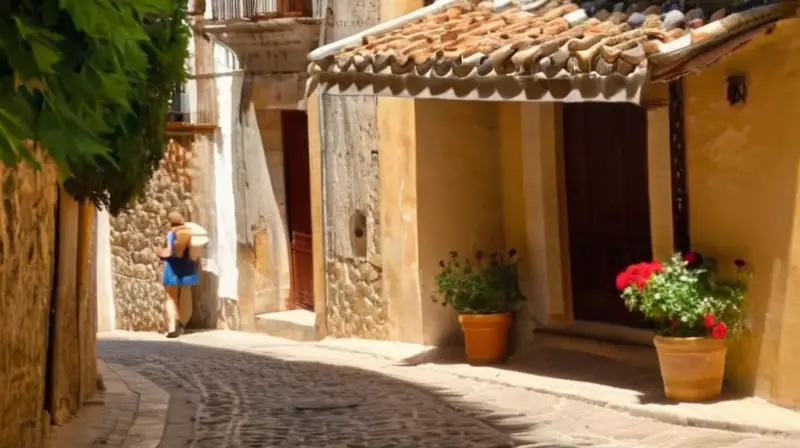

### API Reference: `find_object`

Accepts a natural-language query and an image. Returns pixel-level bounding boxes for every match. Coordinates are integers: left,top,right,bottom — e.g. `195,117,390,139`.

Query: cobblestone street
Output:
93,331,798,448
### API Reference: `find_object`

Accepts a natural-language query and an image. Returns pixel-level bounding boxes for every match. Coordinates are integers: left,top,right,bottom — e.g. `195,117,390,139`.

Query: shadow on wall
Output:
187,270,220,330
415,100,505,347
99,336,546,446
683,22,800,401
245,107,292,315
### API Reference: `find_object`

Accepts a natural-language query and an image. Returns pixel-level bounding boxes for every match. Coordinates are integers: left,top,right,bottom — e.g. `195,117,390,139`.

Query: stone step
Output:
531,331,658,367
254,309,316,341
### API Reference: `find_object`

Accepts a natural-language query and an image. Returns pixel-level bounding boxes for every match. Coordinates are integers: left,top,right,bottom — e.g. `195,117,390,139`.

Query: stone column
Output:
378,97,422,343
189,28,221,329
519,103,572,324
308,91,327,337
375,0,426,343
95,209,116,331
316,0,386,339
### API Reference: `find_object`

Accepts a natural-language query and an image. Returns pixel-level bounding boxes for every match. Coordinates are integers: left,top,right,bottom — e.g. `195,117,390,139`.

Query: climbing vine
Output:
0,0,189,213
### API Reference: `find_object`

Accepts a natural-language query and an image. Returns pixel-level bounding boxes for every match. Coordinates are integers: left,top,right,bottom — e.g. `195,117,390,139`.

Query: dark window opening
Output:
168,84,190,123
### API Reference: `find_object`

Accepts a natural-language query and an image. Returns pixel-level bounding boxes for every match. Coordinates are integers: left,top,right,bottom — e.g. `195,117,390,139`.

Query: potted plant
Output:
617,252,748,402
433,249,525,364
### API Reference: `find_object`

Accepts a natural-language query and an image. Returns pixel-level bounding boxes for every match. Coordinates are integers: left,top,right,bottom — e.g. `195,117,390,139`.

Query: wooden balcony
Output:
210,0,322,20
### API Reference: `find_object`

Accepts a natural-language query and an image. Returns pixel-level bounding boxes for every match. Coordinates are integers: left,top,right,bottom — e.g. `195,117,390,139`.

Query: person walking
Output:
158,211,198,338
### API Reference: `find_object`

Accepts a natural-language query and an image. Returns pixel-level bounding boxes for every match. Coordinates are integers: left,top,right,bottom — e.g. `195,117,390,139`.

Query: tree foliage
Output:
0,0,189,213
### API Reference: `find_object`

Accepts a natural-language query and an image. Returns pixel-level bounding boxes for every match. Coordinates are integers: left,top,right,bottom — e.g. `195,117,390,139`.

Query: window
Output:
167,84,190,123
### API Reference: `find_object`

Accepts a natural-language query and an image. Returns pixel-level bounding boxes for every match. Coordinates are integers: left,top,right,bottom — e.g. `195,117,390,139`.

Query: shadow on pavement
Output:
394,340,743,407
97,337,577,448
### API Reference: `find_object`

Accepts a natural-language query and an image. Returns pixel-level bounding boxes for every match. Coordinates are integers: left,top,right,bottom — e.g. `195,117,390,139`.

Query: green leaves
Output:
620,253,747,339
13,16,63,75
0,109,32,166
0,0,189,213
433,251,526,314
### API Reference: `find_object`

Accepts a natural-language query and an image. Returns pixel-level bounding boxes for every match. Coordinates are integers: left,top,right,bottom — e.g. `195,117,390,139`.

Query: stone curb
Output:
299,343,800,438
107,362,170,448
49,361,170,447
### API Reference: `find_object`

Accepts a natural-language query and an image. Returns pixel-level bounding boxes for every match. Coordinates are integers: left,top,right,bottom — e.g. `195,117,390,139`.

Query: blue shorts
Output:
163,258,199,286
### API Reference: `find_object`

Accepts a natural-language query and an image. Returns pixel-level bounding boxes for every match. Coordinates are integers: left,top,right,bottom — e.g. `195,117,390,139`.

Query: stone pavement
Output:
316,335,800,436
61,330,800,447
49,360,169,447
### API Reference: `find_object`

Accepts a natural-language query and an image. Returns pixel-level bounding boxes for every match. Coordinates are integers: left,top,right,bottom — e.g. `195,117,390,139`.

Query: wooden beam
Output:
668,81,691,253
76,201,97,404
641,82,670,108
48,190,81,425
166,121,218,136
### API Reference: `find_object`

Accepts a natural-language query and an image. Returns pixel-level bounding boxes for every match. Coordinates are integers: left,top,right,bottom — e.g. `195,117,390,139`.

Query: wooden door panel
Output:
290,231,314,310
563,103,651,328
282,110,312,234
282,111,314,311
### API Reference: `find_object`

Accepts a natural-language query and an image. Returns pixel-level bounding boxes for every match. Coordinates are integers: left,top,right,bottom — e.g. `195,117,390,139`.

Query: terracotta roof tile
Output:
309,0,796,82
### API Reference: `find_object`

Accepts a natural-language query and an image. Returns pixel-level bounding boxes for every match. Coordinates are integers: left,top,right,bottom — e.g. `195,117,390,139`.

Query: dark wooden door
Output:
563,103,651,328
282,110,314,311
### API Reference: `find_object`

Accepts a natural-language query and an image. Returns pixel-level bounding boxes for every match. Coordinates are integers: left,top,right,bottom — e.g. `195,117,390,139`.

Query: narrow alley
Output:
50,331,797,448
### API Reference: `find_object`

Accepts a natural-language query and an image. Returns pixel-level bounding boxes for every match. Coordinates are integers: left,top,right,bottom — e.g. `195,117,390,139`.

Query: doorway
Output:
562,103,652,329
281,110,314,311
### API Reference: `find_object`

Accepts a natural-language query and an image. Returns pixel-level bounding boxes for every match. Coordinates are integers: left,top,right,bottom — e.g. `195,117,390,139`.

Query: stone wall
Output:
111,139,194,331
234,84,293,319
321,0,388,339
251,109,292,315
683,20,800,405
0,158,58,447
256,109,287,235
327,256,386,337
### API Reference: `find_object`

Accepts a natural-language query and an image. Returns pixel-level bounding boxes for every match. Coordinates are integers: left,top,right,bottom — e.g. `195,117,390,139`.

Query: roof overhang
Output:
311,67,648,102
196,18,322,74
307,0,797,103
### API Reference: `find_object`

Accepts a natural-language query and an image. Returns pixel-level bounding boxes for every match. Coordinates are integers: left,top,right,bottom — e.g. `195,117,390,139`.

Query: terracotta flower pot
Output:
459,313,512,365
653,336,727,402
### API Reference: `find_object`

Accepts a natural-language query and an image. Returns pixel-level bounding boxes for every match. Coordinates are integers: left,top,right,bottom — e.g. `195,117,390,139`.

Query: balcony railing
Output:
210,0,320,20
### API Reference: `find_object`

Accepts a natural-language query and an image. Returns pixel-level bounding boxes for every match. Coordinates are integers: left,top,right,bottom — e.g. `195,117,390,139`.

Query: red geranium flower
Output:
650,261,664,273
617,261,663,291
703,313,716,328
684,252,697,264
615,271,631,291
711,322,728,339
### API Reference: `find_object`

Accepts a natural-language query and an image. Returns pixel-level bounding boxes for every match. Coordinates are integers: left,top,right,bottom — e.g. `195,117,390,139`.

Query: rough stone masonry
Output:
322,0,389,340
110,139,194,331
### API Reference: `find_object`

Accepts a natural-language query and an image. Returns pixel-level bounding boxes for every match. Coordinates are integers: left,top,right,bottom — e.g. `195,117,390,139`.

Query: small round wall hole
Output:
350,210,368,258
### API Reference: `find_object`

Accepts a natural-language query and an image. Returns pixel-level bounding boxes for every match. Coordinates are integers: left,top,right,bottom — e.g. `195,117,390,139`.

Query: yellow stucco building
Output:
307,0,800,409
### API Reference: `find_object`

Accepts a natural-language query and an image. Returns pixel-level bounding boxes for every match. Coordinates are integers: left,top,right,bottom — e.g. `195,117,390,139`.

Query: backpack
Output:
181,222,209,261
